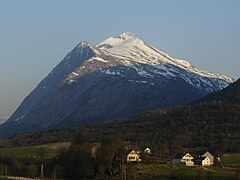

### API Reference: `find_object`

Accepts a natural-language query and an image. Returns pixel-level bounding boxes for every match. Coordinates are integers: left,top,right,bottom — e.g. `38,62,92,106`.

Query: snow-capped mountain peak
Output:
76,41,93,48
97,33,164,65
95,33,234,86
59,33,235,92
97,32,144,50
119,32,138,39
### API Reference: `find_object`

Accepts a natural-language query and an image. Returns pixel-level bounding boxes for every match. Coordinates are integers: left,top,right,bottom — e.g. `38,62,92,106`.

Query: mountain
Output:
0,32,234,137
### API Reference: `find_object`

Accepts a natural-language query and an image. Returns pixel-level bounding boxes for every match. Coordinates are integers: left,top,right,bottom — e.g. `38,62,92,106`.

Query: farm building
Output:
193,156,211,166
171,152,194,166
126,150,141,162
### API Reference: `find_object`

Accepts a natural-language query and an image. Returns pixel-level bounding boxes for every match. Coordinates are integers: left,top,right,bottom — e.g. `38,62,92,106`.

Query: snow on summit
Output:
63,32,234,92
97,32,155,57
96,32,234,84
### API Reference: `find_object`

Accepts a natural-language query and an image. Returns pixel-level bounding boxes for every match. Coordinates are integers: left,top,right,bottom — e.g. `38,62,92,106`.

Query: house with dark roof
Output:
201,151,214,165
193,156,211,166
171,152,194,166
194,150,214,165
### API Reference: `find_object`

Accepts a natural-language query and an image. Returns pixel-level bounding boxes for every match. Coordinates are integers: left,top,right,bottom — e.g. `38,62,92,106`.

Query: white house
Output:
171,152,194,166
127,150,141,162
201,151,214,165
193,156,211,166
144,148,151,154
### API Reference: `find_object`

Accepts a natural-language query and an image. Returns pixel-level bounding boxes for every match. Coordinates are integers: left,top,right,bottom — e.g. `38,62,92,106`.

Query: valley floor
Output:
0,143,239,179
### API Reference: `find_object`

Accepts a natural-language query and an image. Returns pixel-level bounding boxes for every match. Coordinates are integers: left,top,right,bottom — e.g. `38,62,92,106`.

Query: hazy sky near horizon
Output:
0,0,239,117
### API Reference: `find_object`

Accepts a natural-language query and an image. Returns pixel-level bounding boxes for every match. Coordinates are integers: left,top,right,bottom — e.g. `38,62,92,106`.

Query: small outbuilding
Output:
144,148,151,154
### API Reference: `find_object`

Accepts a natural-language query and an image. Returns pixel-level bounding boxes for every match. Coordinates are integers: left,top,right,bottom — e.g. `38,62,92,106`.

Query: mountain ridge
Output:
0,116,8,125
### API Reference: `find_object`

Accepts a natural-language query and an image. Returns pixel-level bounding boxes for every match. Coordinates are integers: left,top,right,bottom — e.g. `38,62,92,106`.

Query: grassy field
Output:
127,163,240,179
222,153,240,167
0,142,70,158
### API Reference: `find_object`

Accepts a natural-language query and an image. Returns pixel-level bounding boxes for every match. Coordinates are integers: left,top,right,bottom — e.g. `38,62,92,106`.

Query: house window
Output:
129,156,136,160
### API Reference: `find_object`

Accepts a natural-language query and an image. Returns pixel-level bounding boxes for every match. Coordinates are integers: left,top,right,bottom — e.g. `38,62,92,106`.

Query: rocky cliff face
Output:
0,32,234,137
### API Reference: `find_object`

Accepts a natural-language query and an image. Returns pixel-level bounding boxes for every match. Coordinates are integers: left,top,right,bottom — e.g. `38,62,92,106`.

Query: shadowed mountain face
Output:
199,78,240,104
0,32,234,137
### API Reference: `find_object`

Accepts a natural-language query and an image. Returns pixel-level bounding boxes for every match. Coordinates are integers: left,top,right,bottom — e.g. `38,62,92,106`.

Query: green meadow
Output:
222,153,240,166
0,142,70,158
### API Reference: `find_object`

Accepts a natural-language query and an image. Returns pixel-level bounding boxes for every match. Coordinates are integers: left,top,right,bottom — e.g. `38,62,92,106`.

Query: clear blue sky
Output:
0,0,239,117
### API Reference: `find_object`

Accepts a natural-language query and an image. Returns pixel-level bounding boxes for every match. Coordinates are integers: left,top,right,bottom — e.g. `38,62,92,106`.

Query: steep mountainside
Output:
0,32,234,137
